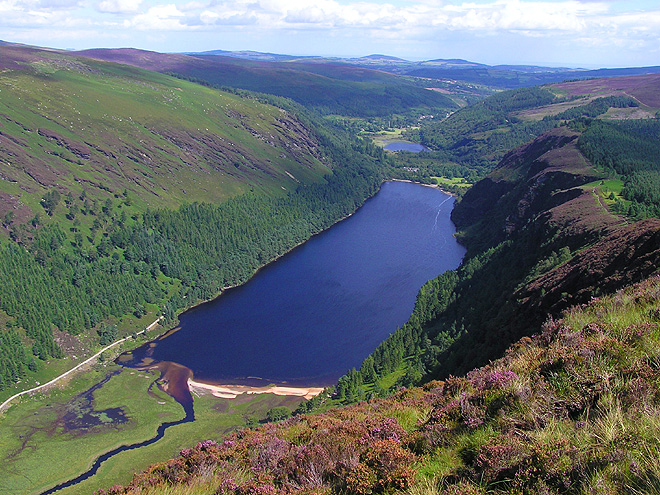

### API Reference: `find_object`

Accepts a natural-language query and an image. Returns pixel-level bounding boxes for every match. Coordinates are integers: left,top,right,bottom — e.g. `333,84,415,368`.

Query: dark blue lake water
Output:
384,142,429,152
131,181,464,387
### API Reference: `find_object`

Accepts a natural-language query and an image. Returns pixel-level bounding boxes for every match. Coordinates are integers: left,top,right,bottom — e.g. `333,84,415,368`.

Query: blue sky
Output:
1,0,660,67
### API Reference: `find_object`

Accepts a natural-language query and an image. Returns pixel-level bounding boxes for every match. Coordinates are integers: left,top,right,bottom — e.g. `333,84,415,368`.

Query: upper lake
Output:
384,142,429,152
129,181,465,387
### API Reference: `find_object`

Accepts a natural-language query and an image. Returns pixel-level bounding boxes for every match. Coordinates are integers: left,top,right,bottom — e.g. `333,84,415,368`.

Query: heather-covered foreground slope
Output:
99,274,660,495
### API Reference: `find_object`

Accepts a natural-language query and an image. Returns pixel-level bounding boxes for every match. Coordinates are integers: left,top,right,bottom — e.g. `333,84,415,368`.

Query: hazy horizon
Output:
3,38,652,71
2,1,660,69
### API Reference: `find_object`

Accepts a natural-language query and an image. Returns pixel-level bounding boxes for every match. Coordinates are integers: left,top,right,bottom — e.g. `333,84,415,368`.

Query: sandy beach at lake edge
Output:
188,379,324,400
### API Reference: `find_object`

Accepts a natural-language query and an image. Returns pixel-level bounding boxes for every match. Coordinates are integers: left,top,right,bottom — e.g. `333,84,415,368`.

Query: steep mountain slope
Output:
430,125,659,378
0,44,328,224
0,44,388,393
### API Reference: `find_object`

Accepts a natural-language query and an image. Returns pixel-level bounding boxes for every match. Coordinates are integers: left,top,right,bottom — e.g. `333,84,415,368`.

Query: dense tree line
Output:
389,151,490,187
578,118,660,219
410,89,638,172
0,114,386,390
551,95,637,121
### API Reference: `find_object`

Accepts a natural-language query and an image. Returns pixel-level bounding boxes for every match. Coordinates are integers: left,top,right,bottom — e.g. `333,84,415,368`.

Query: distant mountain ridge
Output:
183,47,660,88
7,39,660,94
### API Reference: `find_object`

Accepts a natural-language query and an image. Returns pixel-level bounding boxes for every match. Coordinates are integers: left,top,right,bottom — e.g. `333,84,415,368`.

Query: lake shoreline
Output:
153,184,382,332
133,180,463,398
136,179,454,349
142,177,449,336
389,178,458,197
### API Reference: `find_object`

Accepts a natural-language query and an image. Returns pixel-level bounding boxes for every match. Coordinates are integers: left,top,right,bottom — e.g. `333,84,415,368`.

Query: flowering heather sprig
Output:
218,477,239,494
359,417,405,444
199,440,219,449
484,370,518,390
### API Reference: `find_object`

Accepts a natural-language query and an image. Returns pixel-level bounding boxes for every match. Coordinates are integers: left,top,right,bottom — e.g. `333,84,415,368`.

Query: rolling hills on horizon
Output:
185,46,660,89
5,38,660,91
72,47,457,118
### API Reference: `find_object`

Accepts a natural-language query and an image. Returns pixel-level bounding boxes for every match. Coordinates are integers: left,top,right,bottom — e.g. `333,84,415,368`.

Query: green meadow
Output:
0,361,302,495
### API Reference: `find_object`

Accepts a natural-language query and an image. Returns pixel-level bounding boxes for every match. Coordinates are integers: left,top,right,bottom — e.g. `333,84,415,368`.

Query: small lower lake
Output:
127,181,465,387
384,142,429,152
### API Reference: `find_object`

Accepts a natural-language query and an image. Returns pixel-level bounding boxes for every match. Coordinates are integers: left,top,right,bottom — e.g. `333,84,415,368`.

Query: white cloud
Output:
97,0,142,14
123,4,188,30
161,0,615,34
0,0,86,28
3,0,660,66
37,0,80,8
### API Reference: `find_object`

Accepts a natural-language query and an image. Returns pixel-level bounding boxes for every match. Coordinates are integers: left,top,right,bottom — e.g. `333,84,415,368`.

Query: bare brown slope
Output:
452,126,622,256
554,73,660,107
520,218,660,314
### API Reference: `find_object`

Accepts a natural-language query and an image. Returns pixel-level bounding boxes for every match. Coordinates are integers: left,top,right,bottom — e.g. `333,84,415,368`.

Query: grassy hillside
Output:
75,49,457,118
0,45,329,224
